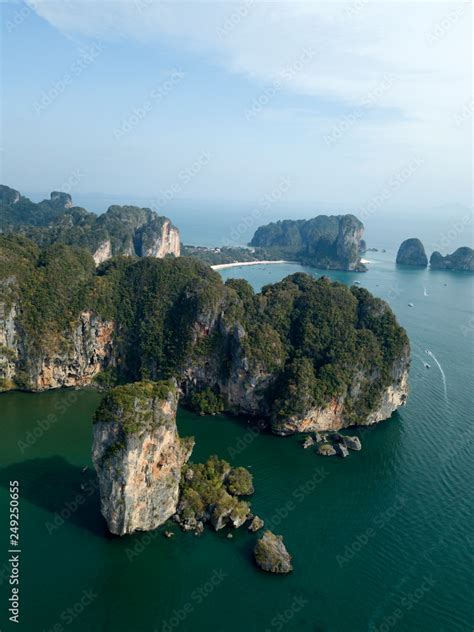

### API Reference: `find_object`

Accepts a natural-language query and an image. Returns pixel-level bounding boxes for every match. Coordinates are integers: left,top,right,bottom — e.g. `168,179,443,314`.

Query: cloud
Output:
26,1,471,120
24,0,472,204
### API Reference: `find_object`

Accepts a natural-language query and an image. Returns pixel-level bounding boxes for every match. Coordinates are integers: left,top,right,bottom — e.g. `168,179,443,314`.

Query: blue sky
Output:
1,1,472,214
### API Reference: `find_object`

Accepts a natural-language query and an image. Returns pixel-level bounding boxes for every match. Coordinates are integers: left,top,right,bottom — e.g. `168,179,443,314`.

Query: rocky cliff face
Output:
430,247,474,272
30,311,115,390
0,184,181,263
249,214,366,271
270,345,410,435
135,217,180,259
92,381,194,535
0,185,20,206
0,295,18,388
49,191,73,209
92,240,113,265
0,306,114,391
396,238,428,267
1,245,410,433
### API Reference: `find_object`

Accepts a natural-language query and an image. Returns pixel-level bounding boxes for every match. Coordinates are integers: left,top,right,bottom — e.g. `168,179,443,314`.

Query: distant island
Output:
430,247,474,272
0,234,409,434
396,238,428,267
396,236,473,272
249,214,366,272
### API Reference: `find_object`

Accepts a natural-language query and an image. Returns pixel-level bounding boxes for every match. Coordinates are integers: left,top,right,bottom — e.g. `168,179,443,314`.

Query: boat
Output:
424,363,431,369
408,302,414,307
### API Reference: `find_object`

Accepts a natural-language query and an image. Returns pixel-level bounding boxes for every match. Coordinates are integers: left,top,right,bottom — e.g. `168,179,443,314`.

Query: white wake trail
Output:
426,350,448,400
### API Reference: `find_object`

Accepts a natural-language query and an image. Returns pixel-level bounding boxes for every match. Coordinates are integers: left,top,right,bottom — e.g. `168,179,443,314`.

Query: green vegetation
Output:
226,466,254,496
181,245,277,266
188,388,225,415
93,380,176,434
0,188,177,259
0,234,408,425
178,455,253,528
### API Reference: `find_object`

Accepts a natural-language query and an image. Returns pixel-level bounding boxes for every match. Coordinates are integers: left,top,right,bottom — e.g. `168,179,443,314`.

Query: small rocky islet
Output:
302,431,362,457
396,237,473,272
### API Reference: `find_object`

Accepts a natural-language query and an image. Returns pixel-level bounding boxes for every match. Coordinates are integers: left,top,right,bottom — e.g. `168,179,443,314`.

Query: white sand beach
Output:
211,260,297,270
212,258,371,270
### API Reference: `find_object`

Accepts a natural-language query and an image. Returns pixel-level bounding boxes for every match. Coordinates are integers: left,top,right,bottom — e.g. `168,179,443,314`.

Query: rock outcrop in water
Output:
0,184,180,264
396,238,428,267
175,456,253,533
92,380,194,535
430,247,474,272
249,214,366,271
254,531,293,573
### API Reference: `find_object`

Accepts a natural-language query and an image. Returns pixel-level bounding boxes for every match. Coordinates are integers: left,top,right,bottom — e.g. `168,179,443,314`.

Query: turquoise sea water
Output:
0,254,473,632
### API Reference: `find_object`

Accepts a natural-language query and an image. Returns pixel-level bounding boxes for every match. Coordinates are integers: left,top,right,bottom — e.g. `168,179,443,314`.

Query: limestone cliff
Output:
0,304,114,391
0,293,18,389
137,218,180,258
249,214,366,271
270,344,410,435
430,247,474,272
92,381,194,535
0,185,21,206
0,184,181,263
1,242,410,433
396,238,428,267
92,240,112,265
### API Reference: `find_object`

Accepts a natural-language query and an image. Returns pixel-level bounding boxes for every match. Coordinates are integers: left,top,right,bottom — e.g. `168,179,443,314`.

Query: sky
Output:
0,1,472,217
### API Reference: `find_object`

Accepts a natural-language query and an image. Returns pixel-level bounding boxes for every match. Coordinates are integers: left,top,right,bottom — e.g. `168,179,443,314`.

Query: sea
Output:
0,202,473,631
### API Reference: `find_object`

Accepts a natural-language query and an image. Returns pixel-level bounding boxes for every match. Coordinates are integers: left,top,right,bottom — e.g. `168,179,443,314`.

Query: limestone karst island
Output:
1,4,472,630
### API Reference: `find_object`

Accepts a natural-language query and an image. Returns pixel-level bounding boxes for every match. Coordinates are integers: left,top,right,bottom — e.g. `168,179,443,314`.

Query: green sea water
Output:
0,255,473,632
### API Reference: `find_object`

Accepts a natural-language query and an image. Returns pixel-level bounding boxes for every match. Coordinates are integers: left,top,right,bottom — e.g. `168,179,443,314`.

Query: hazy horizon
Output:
2,1,472,212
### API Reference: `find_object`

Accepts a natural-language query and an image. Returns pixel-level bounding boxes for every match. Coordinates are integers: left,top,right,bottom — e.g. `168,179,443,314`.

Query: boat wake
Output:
423,287,428,297
426,350,448,401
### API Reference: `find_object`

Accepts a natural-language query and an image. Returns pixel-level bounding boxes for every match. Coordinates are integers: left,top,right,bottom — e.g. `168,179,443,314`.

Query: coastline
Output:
211,260,298,270
212,258,371,270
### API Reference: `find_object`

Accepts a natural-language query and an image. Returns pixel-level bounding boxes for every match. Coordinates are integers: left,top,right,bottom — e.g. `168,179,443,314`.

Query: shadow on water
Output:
0,456,110,538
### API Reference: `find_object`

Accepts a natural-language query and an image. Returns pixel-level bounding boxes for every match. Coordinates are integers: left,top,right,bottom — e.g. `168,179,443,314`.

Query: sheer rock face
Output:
0,184,181,263
0,305,114,391
396,238,428,267
0,185,20,206
30,311,115,390
92,381,194,536
249,214,366,271
271,343,409,435
92,240,112,265
49,191,73,209
138,218,180,258
254,531,293,573
93,214,180,264
0,296,18,388
430,247,474,272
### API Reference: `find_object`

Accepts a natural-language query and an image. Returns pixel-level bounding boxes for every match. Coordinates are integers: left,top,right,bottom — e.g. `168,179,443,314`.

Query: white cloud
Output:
25,0,472,203
27,1,471,120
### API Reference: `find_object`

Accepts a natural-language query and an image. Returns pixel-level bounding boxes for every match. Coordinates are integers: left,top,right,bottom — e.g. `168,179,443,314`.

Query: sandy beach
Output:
212,258,371,270
211,260,297,270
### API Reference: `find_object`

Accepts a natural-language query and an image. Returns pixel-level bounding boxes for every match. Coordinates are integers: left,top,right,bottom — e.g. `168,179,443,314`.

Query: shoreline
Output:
211,260,298,270
212,258,371,270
